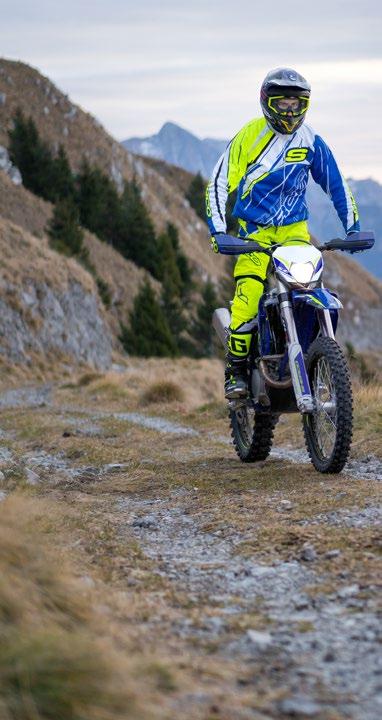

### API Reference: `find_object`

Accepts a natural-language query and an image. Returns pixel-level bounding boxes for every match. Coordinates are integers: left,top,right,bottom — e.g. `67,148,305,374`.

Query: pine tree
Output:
49,145,75,200
120,280,177,357
117,180,161,278
161,278,188,353
157,229,182,296
8,109,55,201
164,223,192,298
192,277,219,357
47,198,84,256
76,160,121,243
186,172,207,221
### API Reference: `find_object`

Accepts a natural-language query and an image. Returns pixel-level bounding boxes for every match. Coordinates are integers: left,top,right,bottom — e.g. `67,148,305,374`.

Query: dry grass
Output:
55,360,382,461
0,172,51,238
61,357,225,413
142,380,185,405
273,381,382,459
0,216,94,293
352,382,382,456
0,495,148,720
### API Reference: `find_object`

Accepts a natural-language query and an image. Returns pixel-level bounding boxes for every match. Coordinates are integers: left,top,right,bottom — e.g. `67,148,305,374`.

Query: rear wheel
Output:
303,337,353,473
229,404,278,462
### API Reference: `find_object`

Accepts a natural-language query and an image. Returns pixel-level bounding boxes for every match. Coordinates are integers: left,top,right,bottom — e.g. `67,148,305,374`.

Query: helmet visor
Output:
268,95,310,117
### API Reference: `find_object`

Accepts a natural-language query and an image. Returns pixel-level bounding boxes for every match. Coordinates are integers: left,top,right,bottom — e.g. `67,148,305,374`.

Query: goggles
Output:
268,95,310,117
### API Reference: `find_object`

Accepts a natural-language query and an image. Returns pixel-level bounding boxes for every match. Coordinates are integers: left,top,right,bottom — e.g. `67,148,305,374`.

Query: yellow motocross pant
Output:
228,220,311,358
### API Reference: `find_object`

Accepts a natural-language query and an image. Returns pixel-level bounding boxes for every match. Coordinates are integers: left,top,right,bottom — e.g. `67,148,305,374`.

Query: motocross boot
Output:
224,354,248,399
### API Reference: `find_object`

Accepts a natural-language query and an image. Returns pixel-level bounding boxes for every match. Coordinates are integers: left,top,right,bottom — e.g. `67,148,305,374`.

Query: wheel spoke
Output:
312,356,337,459
237,406,255,447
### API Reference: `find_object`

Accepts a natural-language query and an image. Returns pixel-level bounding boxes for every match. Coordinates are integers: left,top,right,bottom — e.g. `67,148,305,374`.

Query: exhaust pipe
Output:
212,308,231,348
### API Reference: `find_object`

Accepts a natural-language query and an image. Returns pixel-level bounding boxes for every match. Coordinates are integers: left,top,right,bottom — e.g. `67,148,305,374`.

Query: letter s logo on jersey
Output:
285,148,309,163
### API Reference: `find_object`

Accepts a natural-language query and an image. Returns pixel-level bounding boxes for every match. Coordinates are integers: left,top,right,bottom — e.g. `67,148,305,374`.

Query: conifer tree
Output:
157,229,183,297
161,278,188,353
8,109,55,200
186,172,207,220
120,280,177,357
49,145,76,200
164,222,192,298
76,160,121,243
117,180,160,278
47,198,84,257
192,277,218,357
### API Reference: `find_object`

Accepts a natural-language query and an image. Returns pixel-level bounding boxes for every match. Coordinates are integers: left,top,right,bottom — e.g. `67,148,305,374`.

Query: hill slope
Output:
0,215,112,368
0,171,159,341
0,59,227,285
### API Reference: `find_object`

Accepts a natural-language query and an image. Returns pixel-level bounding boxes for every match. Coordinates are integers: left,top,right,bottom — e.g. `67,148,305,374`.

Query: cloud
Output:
2,0,382,179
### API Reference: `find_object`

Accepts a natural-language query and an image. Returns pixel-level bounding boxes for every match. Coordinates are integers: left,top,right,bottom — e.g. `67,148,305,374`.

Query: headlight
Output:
290,262,314,285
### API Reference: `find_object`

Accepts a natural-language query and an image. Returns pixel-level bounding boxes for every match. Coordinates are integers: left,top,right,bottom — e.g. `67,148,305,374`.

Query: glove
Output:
210,232,224,253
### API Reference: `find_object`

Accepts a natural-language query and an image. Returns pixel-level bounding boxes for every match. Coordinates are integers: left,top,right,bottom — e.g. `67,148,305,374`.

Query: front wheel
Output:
303,337,353,473
229,404,278,462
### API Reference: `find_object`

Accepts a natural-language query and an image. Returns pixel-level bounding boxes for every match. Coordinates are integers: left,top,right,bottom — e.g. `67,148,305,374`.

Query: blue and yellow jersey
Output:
206,117,359,237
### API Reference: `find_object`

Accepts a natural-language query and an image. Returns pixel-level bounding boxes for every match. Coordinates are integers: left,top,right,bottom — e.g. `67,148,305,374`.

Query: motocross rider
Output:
206,67,360,399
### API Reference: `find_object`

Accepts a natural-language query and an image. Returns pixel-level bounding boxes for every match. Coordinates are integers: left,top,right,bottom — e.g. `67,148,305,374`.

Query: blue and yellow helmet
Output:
260,68,311,135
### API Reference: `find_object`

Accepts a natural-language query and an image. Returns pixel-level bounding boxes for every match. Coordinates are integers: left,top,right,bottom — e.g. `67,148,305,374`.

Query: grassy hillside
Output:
0,171,160,343
0,58,228,285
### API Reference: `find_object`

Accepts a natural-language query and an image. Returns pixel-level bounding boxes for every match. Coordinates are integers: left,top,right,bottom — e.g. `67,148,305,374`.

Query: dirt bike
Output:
212,231,375,473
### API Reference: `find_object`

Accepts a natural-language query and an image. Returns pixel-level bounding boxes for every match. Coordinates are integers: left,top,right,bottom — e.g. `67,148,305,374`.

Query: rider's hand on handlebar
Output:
210,232,224,253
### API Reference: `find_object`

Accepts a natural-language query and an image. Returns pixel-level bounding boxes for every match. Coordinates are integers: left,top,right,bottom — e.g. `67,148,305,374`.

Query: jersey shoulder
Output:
298,123,317,147
232,116,267,142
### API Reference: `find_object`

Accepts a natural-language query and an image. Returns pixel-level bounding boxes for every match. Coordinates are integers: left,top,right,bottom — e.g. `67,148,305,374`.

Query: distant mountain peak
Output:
159,121,189,134
122,122,228,178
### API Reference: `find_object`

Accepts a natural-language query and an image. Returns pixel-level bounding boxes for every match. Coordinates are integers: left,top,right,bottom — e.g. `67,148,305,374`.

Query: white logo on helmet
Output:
288,73,297,80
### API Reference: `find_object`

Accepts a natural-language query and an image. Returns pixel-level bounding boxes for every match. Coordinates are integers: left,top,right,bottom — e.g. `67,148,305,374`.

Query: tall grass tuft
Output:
142,380,184,405
0,496,142,720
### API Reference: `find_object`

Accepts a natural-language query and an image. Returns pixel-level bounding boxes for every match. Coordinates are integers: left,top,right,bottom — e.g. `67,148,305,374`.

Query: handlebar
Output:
213,231,375,256
317,232,375,253
212,234,273,255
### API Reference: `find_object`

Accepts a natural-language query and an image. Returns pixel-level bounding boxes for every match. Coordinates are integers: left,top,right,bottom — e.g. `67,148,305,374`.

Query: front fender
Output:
292,288,343,310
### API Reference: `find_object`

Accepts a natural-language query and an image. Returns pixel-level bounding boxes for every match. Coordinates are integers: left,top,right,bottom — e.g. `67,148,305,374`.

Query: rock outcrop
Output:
0,145,21,185
0,218,112,369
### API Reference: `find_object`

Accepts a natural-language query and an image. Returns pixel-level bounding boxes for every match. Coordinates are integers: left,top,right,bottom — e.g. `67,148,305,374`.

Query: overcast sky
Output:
2,0,382,180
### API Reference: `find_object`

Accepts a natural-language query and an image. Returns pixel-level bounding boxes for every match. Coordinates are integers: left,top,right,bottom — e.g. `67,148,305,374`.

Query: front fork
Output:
276,281,316,413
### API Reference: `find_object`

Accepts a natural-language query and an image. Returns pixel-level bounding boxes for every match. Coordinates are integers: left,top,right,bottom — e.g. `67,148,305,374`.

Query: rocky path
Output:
0,383,381,719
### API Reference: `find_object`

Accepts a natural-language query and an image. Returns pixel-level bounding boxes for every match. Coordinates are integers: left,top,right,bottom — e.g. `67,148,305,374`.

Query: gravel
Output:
277,696,321,717
0,385,52,409
120,492,382,719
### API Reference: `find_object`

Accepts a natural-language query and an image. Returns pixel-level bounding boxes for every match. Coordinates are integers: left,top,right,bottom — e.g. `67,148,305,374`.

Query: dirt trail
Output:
0,382,381,719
